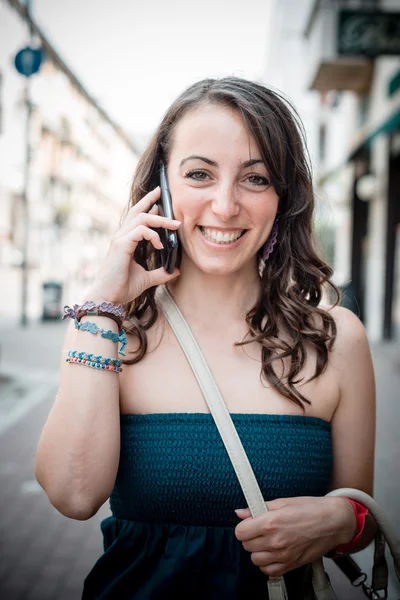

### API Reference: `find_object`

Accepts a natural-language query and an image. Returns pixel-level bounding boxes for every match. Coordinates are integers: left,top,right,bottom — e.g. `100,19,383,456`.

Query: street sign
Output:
14,46,43,77
338,10,400,56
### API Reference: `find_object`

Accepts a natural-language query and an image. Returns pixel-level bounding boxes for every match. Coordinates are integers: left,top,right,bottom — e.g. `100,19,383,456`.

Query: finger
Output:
130,225,164,249
235,499,301,518
235,513,271,542
250,551,276,568
135,186,161,211
119,213,180,240
121,187,161,229
115,225,163,254
235,508,251,519
131,213,181,230
259,563,288,577
242,537,273,553
145,267,180,288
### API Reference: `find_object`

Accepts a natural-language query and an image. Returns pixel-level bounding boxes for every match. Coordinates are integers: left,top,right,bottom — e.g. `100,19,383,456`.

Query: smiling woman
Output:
123,79,338,409
36,76,377,600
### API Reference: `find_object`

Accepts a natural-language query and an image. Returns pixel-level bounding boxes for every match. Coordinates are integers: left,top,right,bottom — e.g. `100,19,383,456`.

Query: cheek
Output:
261,190,279,219
172,187,205,224
249,198,279,225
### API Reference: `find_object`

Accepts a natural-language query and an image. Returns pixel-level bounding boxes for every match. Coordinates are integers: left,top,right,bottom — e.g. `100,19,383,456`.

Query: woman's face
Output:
167,103,279,275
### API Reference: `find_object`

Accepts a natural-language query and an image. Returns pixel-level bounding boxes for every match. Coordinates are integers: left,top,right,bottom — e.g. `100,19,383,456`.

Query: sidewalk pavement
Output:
0,318,111,600
0,317,399,599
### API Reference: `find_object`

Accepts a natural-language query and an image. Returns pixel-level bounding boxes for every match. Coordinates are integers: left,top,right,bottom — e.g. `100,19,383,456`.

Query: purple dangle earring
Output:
261,219,279,262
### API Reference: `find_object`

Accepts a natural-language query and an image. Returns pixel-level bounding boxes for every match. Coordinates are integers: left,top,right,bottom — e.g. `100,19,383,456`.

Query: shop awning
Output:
319,106,400,185
348,108,400,161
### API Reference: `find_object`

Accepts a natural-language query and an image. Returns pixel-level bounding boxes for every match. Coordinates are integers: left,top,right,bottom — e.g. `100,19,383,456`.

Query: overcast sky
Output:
33,0,274,143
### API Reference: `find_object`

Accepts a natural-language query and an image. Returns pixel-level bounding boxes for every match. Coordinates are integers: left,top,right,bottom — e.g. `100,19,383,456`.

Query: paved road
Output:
0,317,399,599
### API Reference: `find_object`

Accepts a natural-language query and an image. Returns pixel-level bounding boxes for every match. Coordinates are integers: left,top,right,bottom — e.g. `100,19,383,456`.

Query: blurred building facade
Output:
265,0,400,343
0,0,139,320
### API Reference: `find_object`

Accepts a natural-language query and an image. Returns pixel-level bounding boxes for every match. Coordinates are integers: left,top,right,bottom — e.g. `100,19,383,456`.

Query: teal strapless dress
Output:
82,413,333,599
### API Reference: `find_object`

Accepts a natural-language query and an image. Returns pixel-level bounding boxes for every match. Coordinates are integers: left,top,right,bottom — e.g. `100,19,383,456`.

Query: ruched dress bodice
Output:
82,413,333,599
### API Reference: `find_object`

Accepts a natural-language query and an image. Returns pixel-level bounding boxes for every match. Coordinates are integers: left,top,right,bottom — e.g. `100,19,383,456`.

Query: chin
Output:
191,255,249,276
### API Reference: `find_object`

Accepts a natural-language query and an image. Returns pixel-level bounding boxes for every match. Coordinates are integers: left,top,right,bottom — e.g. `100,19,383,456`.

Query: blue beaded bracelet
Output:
67,350,122,367
66,357,122,373
74,318,127,356
66,350,123,372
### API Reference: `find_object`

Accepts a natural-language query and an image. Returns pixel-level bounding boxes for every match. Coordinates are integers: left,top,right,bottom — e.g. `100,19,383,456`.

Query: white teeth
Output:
200,227,244,244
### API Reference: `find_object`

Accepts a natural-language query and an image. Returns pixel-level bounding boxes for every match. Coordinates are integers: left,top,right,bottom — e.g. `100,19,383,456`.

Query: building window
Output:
332,91,343,109
359,95,370,127
319,124,327,162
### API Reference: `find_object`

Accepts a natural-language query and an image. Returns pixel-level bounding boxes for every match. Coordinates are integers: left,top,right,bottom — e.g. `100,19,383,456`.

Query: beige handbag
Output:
157,285,400,600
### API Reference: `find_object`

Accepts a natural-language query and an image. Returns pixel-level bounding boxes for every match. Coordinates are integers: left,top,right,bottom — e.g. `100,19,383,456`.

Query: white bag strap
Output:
326,488,400,579
157,285,288,600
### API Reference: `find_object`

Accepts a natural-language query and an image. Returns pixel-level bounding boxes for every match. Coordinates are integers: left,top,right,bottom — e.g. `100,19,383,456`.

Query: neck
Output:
167,253,261,326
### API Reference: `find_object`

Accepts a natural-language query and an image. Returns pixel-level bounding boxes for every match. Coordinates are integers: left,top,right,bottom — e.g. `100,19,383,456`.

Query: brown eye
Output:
184,170,209,181
246,175,270,187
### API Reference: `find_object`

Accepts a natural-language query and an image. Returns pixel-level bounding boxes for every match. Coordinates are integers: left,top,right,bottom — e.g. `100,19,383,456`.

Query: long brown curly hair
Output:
120,76,340,409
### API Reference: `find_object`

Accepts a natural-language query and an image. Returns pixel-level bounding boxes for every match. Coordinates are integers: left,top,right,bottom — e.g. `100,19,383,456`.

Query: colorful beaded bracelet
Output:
73,319,127,356
67,350,122,368
66,356,122,373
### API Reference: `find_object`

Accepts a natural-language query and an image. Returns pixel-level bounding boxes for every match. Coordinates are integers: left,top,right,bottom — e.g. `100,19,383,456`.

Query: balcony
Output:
305,2,400,93
310,57,374,93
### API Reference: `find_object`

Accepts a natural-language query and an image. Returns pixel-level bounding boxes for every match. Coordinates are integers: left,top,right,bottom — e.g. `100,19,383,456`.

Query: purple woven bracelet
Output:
62,301,126,322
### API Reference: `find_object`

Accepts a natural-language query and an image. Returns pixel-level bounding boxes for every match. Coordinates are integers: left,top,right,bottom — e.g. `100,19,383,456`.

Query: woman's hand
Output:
86,187,181,305
234,496,356,577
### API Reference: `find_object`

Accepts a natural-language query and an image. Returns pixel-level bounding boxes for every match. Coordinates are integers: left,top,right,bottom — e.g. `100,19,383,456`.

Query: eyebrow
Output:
179,155,265,169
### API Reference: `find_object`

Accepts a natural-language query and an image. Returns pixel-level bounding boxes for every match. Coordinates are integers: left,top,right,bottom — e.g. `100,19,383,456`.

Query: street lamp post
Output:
14,0,43,326
20,61,33,327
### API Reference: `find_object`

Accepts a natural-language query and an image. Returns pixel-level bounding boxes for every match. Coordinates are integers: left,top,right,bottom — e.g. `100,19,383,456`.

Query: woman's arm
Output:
327,305,378,551
234,306,378,574
35,306,121,520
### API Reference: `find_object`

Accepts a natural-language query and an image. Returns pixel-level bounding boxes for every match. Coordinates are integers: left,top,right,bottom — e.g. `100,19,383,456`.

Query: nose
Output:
210,183,240,222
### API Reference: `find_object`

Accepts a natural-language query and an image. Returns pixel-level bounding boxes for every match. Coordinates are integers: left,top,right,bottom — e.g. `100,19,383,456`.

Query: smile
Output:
199,226,246,245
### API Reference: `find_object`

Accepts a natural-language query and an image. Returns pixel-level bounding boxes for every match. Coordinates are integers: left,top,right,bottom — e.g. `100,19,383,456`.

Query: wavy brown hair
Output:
120,76,340,409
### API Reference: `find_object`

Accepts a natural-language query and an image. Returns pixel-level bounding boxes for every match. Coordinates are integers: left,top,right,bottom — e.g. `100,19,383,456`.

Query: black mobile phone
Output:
158,163,179,274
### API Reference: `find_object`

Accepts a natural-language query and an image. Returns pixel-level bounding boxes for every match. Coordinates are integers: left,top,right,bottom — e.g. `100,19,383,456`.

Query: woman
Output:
35,77,377,599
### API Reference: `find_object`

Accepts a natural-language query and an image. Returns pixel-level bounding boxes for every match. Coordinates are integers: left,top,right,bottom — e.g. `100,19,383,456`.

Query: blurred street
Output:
0,317,399,599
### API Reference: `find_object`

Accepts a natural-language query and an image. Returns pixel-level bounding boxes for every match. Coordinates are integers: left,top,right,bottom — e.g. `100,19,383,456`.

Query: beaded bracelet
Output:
73,318,127,356
66,350,123,373
63,301,126,330
66,357,122,373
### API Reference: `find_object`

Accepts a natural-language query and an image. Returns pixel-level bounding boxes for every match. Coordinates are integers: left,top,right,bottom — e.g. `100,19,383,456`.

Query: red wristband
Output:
330,498,369,555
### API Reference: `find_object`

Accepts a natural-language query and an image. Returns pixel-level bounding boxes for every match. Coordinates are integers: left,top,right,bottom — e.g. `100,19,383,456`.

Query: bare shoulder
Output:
321,304,375,406
326,304,367,335
324,305,369,357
